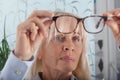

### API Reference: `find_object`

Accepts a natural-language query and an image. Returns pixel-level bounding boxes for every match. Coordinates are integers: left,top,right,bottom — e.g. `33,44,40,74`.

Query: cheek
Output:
45,42,61,59
43,47,56,66
75,41,83,52
75,48,82,59
43,43,62,67
50,40,62,55
74,42,83,60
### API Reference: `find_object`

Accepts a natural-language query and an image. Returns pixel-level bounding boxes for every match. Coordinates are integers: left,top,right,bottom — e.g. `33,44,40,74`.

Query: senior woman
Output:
0,10,90,80
25,12,90,80
0,8,120,80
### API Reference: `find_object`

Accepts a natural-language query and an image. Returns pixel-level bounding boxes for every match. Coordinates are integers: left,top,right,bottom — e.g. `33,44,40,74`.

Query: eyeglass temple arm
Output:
95,18,103,29
95,17,107,29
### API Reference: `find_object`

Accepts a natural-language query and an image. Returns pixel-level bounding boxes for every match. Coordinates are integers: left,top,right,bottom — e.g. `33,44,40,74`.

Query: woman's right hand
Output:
14,10,54,60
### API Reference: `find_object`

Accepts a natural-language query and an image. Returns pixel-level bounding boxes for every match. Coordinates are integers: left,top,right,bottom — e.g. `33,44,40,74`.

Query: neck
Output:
42,65,72,80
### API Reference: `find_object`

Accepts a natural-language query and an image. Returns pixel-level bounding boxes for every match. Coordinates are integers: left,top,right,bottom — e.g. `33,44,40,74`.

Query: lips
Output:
60,56,74,62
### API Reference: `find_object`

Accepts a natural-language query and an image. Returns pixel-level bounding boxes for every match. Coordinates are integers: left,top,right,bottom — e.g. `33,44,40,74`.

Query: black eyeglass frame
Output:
52,15,107,34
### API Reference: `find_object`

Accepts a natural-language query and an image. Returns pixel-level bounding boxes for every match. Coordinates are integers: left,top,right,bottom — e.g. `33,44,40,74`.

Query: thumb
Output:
105,20,119,35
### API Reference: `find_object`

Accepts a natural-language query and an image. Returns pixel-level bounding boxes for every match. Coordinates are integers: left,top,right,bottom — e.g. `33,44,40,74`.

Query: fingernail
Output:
117,13,120,16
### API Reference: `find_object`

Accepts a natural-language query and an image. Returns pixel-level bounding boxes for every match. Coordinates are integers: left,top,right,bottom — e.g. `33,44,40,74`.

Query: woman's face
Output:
42,15,83,73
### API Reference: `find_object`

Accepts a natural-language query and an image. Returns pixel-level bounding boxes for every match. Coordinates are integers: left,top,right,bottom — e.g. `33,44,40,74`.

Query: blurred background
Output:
0,0,120,80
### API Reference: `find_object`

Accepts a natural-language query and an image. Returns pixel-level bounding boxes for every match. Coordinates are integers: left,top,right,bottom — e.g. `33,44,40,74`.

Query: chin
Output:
58,65,76,73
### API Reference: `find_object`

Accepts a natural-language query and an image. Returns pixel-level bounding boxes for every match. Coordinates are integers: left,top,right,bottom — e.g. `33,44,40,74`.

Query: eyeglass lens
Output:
83,16,105,33
54,15,106,34
55,16,78,33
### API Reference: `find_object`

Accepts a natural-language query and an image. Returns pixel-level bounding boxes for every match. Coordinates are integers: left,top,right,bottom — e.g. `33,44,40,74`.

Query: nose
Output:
62,45,74,52
61,36,75,52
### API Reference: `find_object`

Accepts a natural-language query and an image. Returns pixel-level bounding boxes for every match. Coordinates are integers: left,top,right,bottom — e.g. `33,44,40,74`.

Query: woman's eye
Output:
72,36,80,42
55,35,65,42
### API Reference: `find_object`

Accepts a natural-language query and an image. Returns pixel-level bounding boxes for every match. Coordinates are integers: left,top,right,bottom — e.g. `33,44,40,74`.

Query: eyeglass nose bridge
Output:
76,17,83,23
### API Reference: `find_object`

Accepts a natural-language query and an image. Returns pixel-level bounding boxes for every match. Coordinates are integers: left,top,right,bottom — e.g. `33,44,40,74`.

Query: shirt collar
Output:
38,72,78,80
71,75,77,80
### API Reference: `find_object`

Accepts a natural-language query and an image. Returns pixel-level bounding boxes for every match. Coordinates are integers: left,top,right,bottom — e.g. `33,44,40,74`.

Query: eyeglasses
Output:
52,15,107,34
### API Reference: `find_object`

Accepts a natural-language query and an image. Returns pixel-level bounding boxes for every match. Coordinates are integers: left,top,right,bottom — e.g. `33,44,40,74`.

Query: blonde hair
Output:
25,12,91,80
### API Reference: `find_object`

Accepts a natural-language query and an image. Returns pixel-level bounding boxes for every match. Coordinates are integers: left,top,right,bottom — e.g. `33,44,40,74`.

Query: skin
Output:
14,10,83,80
41,34,82,80
14,8,120,80
14,10,54,60
40,16,83,80
103,8,120,45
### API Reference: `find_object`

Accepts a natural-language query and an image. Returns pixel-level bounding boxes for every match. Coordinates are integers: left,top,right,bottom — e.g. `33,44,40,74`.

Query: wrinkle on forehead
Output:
54,11,80,18
57,17,76,32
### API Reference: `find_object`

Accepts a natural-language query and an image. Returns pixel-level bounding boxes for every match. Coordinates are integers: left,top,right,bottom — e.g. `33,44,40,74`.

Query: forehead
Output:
54,13,80,33
56,15,77,29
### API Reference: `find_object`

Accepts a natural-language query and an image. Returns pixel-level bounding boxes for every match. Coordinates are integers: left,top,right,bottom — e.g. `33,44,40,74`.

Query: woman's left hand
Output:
103,8,120,45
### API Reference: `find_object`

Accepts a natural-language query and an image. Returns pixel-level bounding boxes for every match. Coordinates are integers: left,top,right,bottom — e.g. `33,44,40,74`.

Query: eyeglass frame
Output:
52,15,107,34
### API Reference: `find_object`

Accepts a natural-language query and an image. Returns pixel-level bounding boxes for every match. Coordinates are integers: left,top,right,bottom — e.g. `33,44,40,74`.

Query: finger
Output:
44,20,53,27
37,17,53,23
103,12,120,19
117,13,120,17
103,8,120,17
27,10,54,19
116,13,120,18
29,23,39,41
112,16,120,25
103,12,114,17
30,17,48,38
105,20,119,35
114,11,120,16
113,16,120,20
